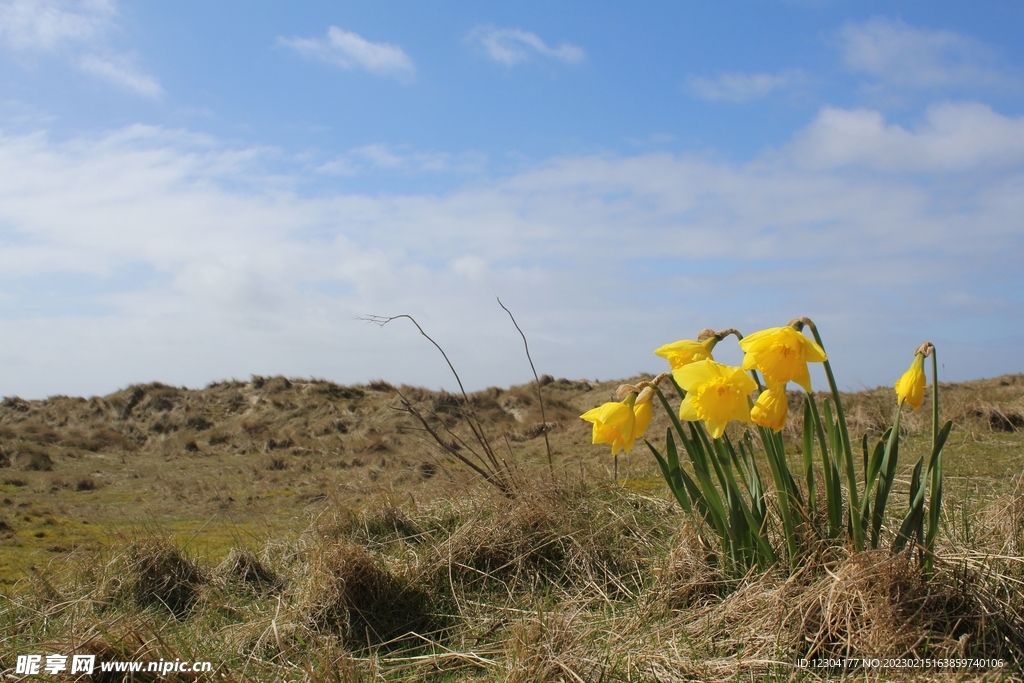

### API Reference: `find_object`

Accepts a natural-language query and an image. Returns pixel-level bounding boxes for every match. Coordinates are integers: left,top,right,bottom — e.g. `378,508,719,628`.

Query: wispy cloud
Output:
837,18,1006,88
0,0,161,97
318,143,486,176
1,113,1022,398
687,70,802,102
77,52,163,98
0,0,113,50
278,26,415,81
470,26,584,66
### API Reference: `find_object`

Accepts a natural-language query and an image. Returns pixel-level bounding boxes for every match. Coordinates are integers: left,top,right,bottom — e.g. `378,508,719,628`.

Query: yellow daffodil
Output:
895,353,926,410
751,386,788,432
674,359,758,439
739,326,826,393
581,395,653,455
654,337,715,370
633,398,653,441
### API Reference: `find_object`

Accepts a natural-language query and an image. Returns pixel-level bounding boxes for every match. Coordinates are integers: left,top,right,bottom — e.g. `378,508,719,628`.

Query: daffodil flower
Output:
895,353,926,410
751,386,788,432
739,326,826,393
674,359,758,439
654,338,715,370
581,395,653,455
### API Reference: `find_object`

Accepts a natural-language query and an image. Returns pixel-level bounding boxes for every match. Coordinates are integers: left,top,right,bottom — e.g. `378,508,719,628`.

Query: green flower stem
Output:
802,319,864,551
925,349,944,572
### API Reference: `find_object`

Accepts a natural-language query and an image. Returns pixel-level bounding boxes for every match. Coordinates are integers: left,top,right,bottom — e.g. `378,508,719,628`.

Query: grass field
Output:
2,373,1023,680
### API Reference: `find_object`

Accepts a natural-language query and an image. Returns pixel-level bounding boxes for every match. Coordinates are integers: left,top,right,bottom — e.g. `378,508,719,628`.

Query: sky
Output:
0,0,1022,399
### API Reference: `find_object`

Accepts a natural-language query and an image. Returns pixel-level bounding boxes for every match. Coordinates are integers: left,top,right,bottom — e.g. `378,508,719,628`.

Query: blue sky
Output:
1,0,1023,398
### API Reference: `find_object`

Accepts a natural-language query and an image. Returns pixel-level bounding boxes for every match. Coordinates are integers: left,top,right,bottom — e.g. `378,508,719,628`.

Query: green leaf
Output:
925,420,952,554
802,397,816,520
895,456,925,553
860,433,887,528
647,436,692,515
872,408,902,549
807,394,842,539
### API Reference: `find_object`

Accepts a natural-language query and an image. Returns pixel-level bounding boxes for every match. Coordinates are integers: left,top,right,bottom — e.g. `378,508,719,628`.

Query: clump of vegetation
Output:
215,546,281,596
114,537,208,618
296,540,436,646
0,364,1023,679
585,321,952,576
2,476,1021,680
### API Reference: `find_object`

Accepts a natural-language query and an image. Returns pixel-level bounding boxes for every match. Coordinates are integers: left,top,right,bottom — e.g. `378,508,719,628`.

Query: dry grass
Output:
1,374,1023,680
2,480,1022,680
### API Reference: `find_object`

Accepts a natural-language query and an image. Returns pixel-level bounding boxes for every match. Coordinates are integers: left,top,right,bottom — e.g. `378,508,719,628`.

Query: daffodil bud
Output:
895,353,926,410
654,337,716,370
751,387,788,432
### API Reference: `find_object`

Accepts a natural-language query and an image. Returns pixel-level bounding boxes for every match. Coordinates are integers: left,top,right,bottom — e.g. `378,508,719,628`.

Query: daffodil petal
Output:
632,400,653,440
738,327,777,351
705,420,728,439
792,364,813,393
673,359,720,393
678,396,699,422
726,366,759,395
804,339,827,363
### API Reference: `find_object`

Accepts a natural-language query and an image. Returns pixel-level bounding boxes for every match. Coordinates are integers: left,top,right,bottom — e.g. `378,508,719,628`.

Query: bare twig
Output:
497,298,554,476
361,313,517,496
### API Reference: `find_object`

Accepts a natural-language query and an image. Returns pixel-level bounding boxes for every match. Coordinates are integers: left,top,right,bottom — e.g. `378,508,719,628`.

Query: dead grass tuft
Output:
75,476,98,491
670,548,1023,668
216,546,281,595
441,484,668,596
790,553,936,659
13,447,53,471
979,476,1024,556
656,525,729,610
114,537,207,618
296,540,435,646
503,610,598,683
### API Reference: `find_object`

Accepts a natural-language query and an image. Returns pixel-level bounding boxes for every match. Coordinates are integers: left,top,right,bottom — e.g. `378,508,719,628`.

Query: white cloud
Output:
837,17,1005,88
0,116,1021,399
687,71,801,102
470,26,584,66
791,102,1024,171
278,26,415,81
0,0,161,97
77,52,163,98
0,0,113,50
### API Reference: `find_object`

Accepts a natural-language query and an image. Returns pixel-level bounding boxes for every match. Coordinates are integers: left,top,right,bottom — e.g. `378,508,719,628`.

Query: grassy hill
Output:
1,373,1023,680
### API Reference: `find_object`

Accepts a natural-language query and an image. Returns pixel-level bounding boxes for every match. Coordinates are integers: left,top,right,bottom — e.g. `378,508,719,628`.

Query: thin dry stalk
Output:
497,297,554,476
363,313,520,496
